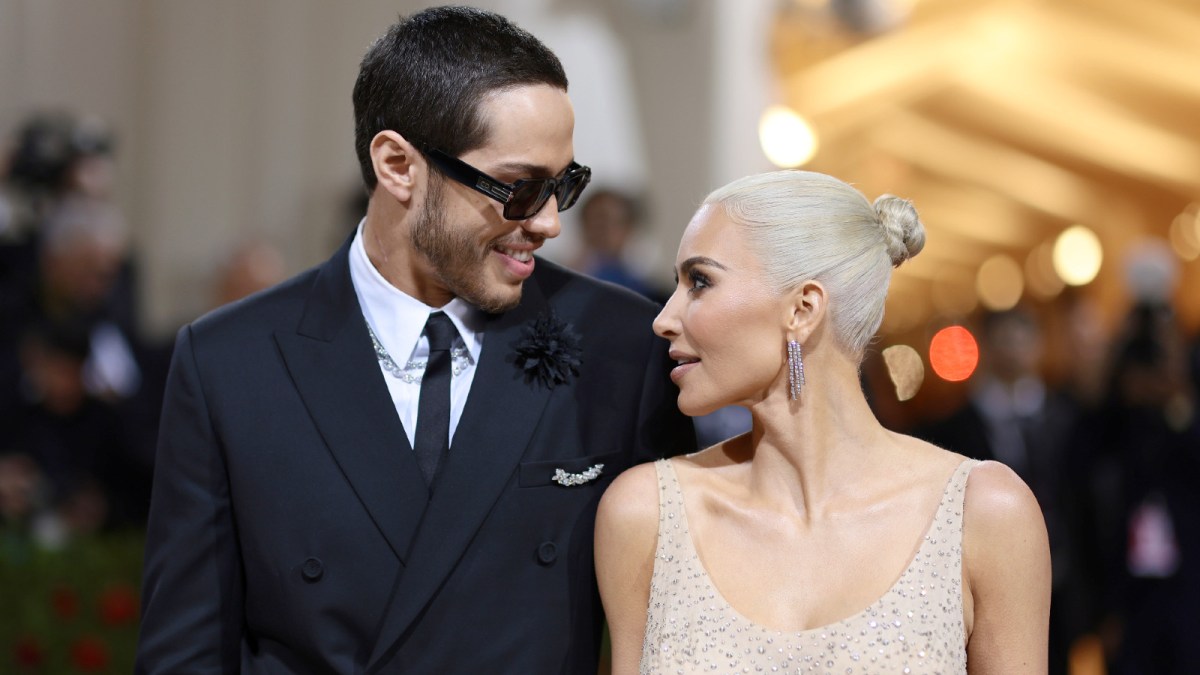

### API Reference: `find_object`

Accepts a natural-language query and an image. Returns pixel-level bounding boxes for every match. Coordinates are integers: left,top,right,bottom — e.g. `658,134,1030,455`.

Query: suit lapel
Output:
367,275,555,671
274,238,429,564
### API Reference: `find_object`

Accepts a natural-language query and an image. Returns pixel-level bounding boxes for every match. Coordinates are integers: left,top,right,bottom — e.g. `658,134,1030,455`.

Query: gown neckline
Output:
660,457,973,636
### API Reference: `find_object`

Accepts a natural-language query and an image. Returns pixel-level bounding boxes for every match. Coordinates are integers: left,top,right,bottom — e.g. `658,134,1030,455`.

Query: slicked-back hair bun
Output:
705,171,924,358
873,194,925,267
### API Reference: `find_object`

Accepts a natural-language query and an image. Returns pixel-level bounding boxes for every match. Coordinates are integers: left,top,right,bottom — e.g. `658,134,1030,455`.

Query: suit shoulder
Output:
534,257,661,318
189,266,320,339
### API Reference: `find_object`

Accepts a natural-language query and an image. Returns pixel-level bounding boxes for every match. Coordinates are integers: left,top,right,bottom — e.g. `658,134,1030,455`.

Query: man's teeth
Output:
498,247,532,262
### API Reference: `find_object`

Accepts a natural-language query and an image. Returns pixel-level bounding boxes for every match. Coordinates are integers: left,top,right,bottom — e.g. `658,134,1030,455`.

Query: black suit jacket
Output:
136,238,694,673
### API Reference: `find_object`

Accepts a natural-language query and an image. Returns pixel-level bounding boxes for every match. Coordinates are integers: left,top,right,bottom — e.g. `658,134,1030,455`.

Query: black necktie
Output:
414,312,457,487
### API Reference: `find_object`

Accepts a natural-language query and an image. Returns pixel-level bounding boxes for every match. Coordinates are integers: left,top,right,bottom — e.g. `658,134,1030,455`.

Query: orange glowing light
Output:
929,326,979,382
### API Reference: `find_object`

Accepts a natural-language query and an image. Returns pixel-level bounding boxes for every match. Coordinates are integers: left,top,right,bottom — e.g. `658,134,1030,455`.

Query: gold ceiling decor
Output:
770,0,1200,333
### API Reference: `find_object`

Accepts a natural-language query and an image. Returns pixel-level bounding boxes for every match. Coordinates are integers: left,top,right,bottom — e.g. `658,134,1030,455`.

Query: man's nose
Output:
522,196,562,239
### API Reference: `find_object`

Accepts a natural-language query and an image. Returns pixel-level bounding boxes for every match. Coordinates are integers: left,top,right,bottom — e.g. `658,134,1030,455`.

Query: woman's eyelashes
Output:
672,266,714,295
686,269,711,294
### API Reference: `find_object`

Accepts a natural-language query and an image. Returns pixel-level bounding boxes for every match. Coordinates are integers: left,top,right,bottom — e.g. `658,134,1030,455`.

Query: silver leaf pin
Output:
552,463,604,487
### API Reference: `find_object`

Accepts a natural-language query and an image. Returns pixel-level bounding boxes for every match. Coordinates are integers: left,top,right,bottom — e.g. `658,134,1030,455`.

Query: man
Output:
136,7,693,673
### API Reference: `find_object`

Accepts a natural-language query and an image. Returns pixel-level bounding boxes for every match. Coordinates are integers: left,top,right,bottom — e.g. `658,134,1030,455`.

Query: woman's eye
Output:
687,271,711,294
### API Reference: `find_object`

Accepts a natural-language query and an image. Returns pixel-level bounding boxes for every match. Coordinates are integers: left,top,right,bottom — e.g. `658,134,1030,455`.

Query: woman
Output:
596,171,1051,674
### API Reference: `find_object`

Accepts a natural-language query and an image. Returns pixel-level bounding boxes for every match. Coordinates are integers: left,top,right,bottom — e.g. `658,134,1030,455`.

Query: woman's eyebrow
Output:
679,256,729,275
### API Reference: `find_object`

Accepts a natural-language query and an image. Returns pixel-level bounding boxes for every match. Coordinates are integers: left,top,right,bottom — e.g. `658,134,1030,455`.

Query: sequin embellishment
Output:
639,459,978,674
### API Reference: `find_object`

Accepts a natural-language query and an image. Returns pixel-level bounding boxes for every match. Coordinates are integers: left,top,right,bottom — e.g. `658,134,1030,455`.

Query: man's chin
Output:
460,281,523,315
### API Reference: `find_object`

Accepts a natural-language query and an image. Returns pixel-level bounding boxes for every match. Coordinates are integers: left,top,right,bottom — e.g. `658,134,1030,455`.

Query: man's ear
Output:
784,279,827,343
370,130,422,204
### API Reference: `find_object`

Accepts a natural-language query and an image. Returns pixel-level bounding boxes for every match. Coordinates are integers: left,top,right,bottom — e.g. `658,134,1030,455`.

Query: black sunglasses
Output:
422,148,591,221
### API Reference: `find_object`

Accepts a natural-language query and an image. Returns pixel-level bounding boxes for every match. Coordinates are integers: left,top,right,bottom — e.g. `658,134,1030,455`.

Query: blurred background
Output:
1,0,1198,672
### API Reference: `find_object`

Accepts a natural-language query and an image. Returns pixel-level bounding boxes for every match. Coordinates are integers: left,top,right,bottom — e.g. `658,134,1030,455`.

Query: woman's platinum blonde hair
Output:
704,170,925,356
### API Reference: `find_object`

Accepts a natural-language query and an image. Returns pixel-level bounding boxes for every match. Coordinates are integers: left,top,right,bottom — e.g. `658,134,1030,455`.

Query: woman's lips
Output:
669,359,699,383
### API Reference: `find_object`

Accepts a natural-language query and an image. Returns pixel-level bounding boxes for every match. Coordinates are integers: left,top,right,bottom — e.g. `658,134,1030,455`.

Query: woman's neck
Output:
743,353,893,520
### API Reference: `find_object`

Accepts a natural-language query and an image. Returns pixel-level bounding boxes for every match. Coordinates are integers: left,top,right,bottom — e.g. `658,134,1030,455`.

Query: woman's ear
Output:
369,130,421,204
784,279,827,343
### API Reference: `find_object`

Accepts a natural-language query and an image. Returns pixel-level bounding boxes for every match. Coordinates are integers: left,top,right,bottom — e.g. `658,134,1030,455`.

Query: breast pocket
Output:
518,451,625,488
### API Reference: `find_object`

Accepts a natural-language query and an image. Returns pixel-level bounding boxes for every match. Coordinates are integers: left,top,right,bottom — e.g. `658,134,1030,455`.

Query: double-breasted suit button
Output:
536,541,558,566
301,557,324,582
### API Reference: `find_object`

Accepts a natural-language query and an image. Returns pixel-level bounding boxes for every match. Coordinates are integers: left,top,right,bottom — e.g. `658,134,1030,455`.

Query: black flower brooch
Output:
511,310,582,389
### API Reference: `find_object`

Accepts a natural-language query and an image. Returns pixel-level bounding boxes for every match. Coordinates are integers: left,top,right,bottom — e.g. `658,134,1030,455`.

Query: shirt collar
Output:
348,219,484,362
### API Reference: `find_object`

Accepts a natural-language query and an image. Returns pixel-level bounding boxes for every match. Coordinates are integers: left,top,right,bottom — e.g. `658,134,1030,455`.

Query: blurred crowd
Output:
908,297,1200,674
0,111,287,549
2,109,1198,673
0,111,157,546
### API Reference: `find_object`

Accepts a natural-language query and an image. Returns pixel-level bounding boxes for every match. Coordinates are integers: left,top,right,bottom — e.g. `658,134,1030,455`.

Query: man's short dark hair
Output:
352,6,569,192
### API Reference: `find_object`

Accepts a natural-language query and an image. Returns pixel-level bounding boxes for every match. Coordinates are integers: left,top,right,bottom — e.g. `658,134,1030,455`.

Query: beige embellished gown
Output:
639,458,979,675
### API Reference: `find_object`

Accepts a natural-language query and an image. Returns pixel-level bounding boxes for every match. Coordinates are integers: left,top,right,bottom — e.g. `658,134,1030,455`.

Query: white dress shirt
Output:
348,221,484,449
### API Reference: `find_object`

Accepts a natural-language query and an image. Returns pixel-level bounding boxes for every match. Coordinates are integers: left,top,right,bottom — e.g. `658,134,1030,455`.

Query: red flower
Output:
70,635,109,672
13,634,45,668
99,583,139,626
51,584,80,620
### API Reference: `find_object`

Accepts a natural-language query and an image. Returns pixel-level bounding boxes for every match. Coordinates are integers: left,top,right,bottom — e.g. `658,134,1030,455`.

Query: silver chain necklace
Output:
366,322,468,384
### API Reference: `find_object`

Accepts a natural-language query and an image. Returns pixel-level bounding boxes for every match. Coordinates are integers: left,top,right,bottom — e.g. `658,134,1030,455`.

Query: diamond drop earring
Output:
787,340,805,401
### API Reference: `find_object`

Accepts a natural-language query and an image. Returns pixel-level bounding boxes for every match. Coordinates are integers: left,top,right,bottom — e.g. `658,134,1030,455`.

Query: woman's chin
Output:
678,395,725,419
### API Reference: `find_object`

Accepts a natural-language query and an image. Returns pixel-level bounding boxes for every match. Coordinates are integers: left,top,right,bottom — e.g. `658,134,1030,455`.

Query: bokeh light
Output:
759,105,818,168
929,325,979,382
881,344,925,401
1025,242,1065,300
1168,205,1200,261
1053,225,1103,286
975,254,1024,311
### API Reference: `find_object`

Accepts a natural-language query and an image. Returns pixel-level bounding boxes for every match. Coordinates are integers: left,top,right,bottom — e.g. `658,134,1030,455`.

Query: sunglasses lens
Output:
503,165,590,219
506,180,554,220
555,173,589,212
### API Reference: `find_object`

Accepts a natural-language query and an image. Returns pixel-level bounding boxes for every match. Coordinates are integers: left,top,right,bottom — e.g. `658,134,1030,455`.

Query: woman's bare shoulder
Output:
960,462,1052,664
597,460,662,532
963,460,1044,527
600,444,738,504
962,460,1050,578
